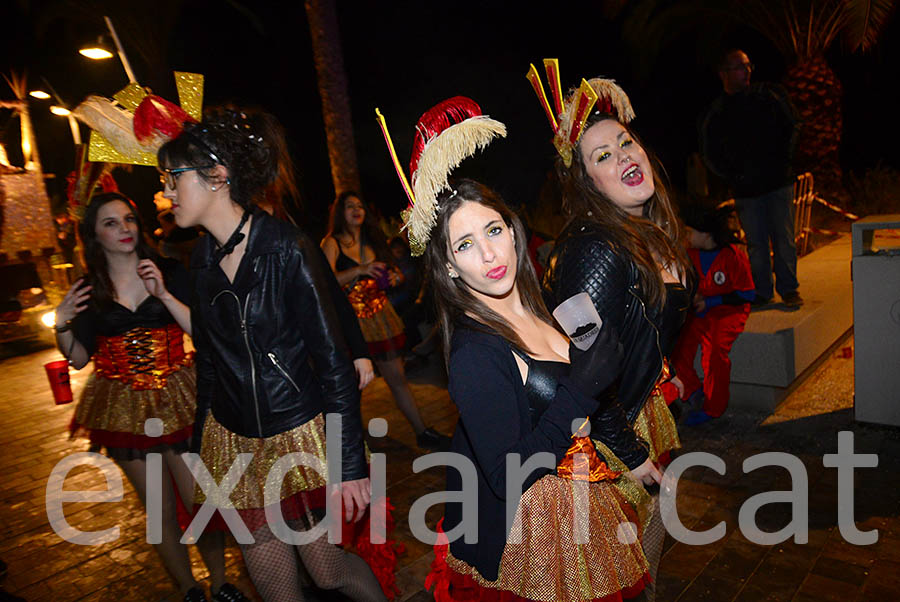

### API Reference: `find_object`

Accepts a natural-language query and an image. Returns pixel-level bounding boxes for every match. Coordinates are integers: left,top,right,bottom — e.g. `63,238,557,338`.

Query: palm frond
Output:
842,0,897,51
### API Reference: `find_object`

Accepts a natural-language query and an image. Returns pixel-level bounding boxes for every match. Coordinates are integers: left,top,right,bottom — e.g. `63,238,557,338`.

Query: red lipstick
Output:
486,266,507,280
621,163,644,187
119,236,134,243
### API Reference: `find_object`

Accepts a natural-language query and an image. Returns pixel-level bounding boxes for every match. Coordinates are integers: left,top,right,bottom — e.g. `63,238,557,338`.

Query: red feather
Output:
409,96,483,176
133,95,196,146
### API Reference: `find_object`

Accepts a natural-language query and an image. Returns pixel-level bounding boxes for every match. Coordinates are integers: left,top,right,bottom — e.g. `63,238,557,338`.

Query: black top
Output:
335,242,361,274
444,318,603,581
71,257,190,356
700,83,799,197
510,347,569,430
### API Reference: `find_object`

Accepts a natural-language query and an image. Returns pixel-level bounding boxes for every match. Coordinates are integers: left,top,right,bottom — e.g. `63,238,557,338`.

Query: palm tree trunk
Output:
305,0,361,195
783,54,847,205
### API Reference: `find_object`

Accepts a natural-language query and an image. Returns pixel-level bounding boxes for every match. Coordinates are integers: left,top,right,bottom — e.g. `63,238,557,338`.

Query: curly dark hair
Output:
157,107,281,210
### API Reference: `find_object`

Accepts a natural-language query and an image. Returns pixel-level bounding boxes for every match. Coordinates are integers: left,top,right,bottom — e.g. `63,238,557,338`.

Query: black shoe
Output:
750,294,772,307
781,291,804,310
212,583,249,602
416,427,451,450
184,586,209,602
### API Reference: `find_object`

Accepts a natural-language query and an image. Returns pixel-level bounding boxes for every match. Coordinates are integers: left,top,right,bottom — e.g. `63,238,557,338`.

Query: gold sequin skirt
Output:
634,388,680,463
69,363,196,457
358,300,406,360
196,412,328,509
195,412,329,532
591,439,654,531
439,474,650,602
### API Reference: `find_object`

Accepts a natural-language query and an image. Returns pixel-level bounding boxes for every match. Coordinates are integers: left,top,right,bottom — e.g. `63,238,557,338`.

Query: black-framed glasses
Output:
726,62,754,72
158,166,212,189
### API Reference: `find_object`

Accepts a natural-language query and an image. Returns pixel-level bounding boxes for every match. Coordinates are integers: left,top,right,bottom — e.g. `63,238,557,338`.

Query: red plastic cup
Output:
44,360,73,405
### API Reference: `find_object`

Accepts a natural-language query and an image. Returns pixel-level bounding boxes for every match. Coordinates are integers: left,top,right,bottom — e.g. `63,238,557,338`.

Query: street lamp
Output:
33,77,82,145
79,36,114,60
79,17,137,84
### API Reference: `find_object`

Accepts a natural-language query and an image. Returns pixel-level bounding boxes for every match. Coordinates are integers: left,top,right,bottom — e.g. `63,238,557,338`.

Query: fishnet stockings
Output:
241,520,386,602
639,493,665,602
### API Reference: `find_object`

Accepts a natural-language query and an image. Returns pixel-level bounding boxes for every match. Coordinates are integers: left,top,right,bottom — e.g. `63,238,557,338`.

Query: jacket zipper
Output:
211,289,264,436
267,352,301,393
629,288,665,412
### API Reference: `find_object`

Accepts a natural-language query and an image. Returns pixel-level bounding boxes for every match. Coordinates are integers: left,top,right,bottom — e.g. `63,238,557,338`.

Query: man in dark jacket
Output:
700,49,803,310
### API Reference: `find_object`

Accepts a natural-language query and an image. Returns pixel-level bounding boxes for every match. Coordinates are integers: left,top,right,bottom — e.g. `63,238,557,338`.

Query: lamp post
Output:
30,77,81,146
79,16,137,84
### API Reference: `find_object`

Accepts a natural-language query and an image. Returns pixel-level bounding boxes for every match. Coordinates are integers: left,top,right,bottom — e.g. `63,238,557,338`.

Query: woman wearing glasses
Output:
54,192,239,602
157,108,386,602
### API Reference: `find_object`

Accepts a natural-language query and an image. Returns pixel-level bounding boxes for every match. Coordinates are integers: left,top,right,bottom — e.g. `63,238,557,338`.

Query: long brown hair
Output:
78,192,159,309
326,191,391,263
423,179,553,366
557,113,691,308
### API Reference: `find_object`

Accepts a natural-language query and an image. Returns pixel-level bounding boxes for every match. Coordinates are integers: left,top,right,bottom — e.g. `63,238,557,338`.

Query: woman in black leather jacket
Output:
158,108,386,602
533,72,693,601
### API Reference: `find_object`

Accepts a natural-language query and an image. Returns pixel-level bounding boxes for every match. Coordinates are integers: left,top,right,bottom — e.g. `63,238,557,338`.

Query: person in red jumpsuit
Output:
673,204,754,425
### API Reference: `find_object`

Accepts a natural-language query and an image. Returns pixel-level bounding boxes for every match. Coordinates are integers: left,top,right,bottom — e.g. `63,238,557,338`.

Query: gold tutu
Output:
591,439,654,531
195,412,328,510
71,363,196,439
358,300,405,345
633,388,680,462
445,474,649,602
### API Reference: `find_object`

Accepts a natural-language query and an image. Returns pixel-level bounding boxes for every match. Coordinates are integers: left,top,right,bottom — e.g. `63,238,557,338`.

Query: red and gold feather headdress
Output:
526,59,634,167
375,96,506,255
72,72,204,166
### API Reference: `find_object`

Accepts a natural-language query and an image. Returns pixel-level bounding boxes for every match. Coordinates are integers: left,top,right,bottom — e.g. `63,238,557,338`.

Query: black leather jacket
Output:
543,220,668,468
190,210,367,482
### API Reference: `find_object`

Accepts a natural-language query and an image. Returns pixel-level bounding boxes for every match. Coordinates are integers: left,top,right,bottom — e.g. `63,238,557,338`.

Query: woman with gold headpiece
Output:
377,97,650,601
54,191,240,602
529,61,694,601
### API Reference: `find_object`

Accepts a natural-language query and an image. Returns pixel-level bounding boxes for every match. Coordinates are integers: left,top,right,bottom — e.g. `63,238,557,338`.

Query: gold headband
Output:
527,59,634,167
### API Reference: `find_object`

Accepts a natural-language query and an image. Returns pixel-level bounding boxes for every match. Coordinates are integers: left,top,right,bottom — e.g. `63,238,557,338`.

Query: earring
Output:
448,269,459,279
210,186,217,191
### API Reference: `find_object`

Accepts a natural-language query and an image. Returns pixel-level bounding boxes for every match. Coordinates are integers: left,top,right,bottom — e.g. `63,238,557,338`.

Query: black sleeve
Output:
290,234,367,482
189,277,214,454
550,236,629,333
70,308,98,358
768,84,800,159
163,259,192,305
590,390,650,469
545,235,648,469
316,248,369,360
699,100,736,181
449,338,601,500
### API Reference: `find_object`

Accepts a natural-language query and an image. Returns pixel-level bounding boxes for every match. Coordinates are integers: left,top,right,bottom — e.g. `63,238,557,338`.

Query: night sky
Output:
3,1,899,239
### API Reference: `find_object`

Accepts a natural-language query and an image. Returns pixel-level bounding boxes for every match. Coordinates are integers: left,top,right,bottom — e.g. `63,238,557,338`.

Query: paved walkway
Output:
1,333,898,601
